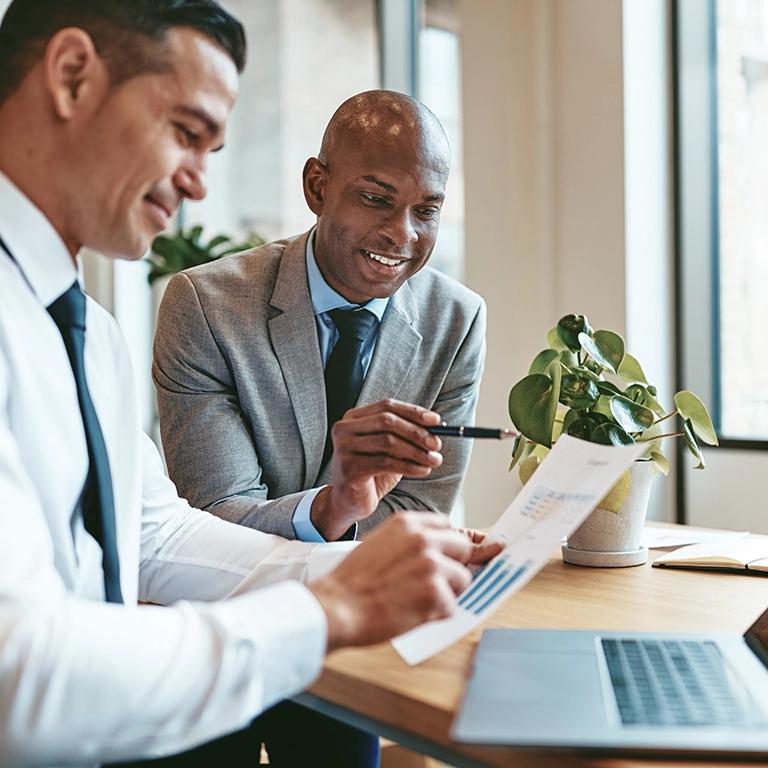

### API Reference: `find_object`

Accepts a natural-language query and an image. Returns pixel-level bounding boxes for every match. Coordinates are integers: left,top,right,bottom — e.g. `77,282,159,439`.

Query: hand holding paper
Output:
392,435,646,665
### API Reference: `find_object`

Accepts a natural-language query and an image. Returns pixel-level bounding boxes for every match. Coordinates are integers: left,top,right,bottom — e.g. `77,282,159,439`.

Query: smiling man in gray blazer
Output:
152,88,486,767
153,90,486,544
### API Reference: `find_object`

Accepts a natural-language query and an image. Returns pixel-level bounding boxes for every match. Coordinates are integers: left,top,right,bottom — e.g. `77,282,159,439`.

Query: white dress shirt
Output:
0,171,354,768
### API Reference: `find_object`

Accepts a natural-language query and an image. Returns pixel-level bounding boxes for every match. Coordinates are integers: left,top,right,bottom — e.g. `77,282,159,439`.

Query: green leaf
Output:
208,234,233,250
675,391,719,446
529,349,558,376
593,394,616,420
566,417,597,441
596,380,622,397
610,395,656,433
508,371,560,448
683,418,706,469
591,422,635,446
508,435,527,472
579,329,625,374
596,469,632,514
148,227,267,284
546,326,569,352
650,450,669,476
561,408,582,434
559,373,599,409
556,314,592,351
623,383,666,417
618,352,649,385
518,455,540,485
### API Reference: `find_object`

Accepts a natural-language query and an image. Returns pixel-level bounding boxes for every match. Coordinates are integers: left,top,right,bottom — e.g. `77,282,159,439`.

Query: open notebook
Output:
652,538,768,575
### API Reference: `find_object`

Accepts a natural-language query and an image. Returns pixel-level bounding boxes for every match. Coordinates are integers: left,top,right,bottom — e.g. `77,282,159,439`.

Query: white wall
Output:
459,0,675,528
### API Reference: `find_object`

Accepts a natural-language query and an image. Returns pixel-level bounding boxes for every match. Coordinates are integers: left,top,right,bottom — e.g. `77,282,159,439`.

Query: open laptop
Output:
452,606,768,757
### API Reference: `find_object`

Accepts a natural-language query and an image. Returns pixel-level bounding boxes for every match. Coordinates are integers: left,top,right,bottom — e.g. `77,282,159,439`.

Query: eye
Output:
362,194,387,205
417,207,440,219
175,123,200,146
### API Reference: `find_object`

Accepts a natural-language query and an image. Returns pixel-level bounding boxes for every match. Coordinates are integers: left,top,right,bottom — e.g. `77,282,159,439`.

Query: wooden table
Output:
294,525,768,767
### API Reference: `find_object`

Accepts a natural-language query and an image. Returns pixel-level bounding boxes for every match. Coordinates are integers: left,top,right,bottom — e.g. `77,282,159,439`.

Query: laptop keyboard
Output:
601,638,766,727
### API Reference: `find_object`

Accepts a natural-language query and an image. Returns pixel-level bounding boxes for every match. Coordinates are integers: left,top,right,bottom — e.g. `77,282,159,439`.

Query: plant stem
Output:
637,431,684,442
654,409,678,425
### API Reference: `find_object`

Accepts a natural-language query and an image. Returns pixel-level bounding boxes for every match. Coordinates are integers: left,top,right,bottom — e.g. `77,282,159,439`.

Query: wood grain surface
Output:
308,524,768,768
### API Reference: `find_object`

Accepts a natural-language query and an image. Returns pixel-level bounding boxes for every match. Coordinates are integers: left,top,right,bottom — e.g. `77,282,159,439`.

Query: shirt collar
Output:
305,228,389,322
0,170,78,307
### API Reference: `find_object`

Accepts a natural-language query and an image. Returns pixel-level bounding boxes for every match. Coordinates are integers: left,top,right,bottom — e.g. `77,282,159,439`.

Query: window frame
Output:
674,0,768,453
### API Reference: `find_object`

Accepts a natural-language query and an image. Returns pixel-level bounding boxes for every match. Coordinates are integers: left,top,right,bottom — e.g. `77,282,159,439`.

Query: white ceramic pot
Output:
562,459,656,567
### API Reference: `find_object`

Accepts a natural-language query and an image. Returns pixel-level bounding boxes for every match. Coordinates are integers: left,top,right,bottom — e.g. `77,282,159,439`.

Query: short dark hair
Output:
0,0,246,106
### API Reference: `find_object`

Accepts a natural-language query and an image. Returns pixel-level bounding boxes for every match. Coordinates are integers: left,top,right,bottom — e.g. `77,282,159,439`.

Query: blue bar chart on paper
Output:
458,555,534,616
392,435,646,665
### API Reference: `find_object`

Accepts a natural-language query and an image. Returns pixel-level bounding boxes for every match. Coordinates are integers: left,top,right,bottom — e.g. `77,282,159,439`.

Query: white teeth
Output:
365,250,402,266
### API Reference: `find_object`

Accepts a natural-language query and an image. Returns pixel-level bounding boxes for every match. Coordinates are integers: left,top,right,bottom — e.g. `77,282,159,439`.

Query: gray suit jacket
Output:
153,230,486,539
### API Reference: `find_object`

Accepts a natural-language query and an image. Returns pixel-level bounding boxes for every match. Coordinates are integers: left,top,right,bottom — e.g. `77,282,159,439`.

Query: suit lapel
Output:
359,280,422,405
268,233,327,487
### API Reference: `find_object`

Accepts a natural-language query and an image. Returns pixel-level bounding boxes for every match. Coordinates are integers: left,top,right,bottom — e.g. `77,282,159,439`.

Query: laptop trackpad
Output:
455,651,609,740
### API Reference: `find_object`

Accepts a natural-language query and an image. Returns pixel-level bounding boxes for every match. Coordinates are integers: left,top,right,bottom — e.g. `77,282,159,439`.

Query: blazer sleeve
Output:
153,272,307,540
356,295,487,535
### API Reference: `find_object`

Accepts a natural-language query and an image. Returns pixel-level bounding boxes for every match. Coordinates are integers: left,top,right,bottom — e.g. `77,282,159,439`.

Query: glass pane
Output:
716,0,768,438
419,0,464,282
186,0,380,242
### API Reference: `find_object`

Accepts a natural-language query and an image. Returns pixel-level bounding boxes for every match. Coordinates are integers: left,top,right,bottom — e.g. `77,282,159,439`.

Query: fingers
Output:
332,401,445,478
457,527,487,544
395,514,504,569
345,398,442,427
467,540,504,566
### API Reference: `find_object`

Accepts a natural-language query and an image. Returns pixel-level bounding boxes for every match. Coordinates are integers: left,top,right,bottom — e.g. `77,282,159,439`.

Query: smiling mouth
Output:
145,195,173,225
362,249,405,267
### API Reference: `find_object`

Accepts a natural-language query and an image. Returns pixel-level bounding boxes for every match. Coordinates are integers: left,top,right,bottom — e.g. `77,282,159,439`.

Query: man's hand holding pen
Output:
309,399,444,541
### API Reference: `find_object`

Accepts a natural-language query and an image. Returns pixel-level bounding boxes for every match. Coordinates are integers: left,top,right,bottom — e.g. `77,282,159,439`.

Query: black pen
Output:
427,424,519,440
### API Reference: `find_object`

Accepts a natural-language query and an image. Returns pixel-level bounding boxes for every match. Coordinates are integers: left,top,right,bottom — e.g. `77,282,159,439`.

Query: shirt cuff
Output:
292,486,327,542
214,580,328,710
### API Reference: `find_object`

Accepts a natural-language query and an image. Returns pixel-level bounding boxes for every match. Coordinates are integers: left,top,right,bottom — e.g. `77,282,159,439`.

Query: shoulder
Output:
171,232,307,299
405,266,485,319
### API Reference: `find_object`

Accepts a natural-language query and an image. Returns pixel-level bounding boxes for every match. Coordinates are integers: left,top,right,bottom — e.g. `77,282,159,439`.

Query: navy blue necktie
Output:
322,307,377,468
48,282,123,603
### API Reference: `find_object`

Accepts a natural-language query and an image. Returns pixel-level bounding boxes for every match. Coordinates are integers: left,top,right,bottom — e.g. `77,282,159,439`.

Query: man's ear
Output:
303,157,327,216
44,27,108,120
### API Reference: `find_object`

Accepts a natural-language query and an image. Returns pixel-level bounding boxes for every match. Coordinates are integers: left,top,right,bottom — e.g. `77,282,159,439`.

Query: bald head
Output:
318,90,450,172
303,90,451,304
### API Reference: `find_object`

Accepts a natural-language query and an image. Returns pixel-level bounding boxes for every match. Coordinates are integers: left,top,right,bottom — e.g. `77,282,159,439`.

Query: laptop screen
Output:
744,606,768,668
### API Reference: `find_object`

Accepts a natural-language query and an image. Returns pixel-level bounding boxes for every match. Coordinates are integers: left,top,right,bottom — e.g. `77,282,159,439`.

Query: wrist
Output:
307,577,359,652
310,485,357,541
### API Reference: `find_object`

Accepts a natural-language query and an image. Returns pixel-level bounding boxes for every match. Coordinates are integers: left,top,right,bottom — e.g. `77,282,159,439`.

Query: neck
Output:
0,89,80,263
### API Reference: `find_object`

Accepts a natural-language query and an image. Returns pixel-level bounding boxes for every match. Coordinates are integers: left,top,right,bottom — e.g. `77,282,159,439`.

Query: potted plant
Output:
507,314,718,567
147,225,265,319
147,225,265,285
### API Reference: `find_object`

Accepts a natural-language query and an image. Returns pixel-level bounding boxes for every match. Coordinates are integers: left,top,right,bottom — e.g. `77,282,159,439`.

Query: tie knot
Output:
47,281,86,331
328,307,377,342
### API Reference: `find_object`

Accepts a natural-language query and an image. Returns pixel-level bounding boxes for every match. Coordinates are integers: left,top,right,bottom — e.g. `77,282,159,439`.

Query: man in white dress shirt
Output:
0,1,498,766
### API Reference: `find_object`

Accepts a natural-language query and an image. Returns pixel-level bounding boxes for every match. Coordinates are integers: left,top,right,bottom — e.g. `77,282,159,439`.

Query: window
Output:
677,0,768,446
715,0,768,439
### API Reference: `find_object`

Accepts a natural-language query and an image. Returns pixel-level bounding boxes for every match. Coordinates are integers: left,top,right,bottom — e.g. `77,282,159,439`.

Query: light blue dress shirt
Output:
292,231,389,542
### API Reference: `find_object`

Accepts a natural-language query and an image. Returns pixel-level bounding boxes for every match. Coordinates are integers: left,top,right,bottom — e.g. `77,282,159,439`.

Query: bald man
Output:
152,91,486,765
153,90,486,546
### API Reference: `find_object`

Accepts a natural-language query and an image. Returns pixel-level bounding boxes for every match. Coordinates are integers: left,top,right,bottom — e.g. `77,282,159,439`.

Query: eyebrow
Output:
174,105,225,151
361,174,445,202
362,175,396,194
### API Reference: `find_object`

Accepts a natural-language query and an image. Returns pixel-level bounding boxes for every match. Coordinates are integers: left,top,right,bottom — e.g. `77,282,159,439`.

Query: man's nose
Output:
175,156,208,201
379,208,418,248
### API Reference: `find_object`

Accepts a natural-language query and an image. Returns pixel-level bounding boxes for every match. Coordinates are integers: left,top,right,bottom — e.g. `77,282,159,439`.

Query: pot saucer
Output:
561,544,648,567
